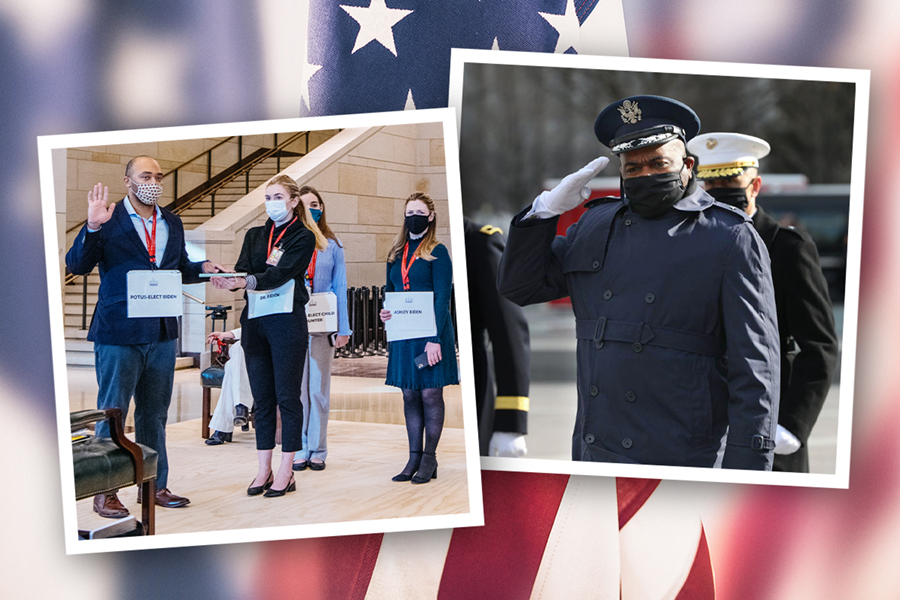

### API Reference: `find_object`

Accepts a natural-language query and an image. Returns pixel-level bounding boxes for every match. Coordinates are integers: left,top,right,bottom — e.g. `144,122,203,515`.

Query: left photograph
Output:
38,108,482,554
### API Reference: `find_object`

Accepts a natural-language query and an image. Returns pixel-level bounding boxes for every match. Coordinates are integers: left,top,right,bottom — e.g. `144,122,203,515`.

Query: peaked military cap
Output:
687,132,771,179
594,95,701,155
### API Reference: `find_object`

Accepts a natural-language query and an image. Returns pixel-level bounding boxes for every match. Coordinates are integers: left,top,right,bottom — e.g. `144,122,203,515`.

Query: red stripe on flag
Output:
674,526,716,600
437,470,570,600
616,478,661,530
254,534,384,600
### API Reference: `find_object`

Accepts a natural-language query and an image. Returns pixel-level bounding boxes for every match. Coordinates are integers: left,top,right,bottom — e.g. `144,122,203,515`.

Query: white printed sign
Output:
126,270,183,318
306,292,338,333
247,279,295,319
383,291,437,342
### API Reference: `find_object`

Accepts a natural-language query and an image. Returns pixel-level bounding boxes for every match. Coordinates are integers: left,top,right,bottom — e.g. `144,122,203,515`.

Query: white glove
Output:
489,432,527,458
526,156,610,218
774,424,801,455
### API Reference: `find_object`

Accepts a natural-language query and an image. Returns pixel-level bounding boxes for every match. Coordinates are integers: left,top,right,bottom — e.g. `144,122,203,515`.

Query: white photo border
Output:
38,107,484,554
448,49,869,490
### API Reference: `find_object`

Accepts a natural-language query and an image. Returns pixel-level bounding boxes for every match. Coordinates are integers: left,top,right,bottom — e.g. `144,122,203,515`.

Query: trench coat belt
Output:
575,318,724,357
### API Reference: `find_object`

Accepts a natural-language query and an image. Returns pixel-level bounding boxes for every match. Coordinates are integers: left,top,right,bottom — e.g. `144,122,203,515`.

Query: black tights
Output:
397,387,444,476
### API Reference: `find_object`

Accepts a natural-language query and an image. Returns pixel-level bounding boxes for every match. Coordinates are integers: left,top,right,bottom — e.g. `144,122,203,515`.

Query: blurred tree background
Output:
459,63,856,220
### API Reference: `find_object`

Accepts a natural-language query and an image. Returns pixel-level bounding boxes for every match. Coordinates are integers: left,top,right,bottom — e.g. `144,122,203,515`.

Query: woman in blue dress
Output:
379,192,459,484
292,185,352,472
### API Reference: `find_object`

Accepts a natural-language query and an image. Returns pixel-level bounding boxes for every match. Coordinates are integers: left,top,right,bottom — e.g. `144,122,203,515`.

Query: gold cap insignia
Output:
706,138,718,150
617,100,642,124
479,224,503,236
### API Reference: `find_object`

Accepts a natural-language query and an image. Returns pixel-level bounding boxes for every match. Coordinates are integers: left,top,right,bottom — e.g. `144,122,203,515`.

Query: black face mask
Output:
622,167,688,219
405,214,430,235
706,184,751,211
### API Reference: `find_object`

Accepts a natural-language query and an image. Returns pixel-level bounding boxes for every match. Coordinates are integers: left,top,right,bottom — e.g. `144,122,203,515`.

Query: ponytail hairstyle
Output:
387,191,439,262
265,174,327,251
298,185,342,248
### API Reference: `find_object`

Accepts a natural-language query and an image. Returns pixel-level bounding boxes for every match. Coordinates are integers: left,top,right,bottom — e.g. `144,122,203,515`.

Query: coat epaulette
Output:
710,200,752,222
585,196,623,209
479,224,504,236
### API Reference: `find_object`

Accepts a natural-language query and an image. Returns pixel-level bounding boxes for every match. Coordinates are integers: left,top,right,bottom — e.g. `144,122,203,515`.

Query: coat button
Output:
622,438,633,449
624,218,633,226
592,260,600,269
585,434,595,444
644,293,655,304
625,391,636,402
603,290,613,300
594,340,604,349
589,386,599,396
632,342,643,353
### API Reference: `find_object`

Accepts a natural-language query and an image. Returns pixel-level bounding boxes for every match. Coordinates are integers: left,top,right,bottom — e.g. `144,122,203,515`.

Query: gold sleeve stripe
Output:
495,396,529,411
479,224,503,236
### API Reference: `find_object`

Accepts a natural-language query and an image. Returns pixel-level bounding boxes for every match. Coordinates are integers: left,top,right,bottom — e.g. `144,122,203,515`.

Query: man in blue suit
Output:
67,155,227,518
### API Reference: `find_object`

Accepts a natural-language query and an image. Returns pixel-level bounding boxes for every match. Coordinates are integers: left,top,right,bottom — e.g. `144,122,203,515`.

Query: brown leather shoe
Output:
93,493,130,519
137,487,191,508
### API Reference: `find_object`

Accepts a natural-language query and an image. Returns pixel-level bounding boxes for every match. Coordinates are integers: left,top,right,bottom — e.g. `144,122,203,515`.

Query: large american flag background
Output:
3,0,900,599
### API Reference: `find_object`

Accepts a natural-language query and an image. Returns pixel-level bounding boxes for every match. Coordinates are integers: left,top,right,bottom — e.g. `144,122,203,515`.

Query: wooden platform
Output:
75,417,469,537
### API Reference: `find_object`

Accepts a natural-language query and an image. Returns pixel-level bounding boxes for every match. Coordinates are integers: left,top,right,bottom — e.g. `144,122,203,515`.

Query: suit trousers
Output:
243,311,308,453
94,338,176,489
296,333,336,462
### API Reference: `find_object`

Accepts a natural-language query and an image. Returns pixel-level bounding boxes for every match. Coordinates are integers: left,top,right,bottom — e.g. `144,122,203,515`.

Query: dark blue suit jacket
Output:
66,200,206,345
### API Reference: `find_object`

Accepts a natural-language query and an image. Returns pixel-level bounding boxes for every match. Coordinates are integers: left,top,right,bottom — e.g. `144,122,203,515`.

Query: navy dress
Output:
384,237,459,389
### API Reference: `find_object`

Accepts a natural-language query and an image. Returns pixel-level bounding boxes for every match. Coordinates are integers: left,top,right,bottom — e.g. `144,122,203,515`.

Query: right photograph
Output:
450,50,867,487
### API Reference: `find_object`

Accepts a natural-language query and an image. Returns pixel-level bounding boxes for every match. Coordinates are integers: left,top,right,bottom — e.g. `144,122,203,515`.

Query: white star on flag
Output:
340,0,413,57
539,0,582,54
404,89,416,110
300,60,322,111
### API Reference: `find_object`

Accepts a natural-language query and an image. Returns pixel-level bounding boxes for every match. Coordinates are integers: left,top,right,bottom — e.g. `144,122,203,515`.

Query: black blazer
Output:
754,206,839,472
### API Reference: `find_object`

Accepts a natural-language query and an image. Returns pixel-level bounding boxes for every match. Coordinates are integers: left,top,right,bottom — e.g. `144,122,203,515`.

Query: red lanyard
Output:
140,210,157,265
401,241,418,290
306,250,318,291
267,217,297,256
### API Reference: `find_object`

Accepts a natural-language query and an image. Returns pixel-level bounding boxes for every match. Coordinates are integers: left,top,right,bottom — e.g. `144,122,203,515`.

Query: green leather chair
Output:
71,408,158,536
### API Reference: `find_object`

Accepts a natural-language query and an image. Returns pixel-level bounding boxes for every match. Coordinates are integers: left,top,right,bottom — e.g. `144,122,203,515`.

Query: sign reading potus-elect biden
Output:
383,292,437,342
126,270,183,318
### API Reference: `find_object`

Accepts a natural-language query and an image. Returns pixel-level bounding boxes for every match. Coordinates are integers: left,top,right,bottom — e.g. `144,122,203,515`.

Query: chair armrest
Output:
70,408,144,485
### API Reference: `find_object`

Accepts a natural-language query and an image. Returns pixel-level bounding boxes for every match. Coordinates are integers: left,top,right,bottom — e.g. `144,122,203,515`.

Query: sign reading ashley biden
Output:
383,291,437,342
306,292,338,332
126,270,183,318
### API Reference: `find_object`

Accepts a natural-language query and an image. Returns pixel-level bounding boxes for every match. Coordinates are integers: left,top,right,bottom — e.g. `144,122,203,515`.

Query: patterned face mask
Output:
129,178,163,205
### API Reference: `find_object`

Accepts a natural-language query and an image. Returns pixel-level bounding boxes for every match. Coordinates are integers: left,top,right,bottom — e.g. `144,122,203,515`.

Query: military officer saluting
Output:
688,132,839,473
498,95,780,470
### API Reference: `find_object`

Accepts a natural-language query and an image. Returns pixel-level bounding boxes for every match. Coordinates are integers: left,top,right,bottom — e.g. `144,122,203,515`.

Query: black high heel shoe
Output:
247,471,273,496
412,452,438,484
264,474,296,498
392,451,422,482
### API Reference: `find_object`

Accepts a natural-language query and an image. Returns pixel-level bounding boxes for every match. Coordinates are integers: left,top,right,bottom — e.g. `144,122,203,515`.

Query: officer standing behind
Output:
498,96,780,470
464,217,531,457
688,133,839,472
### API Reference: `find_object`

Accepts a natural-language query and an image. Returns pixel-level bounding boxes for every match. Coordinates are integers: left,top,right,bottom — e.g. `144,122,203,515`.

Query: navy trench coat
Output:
498,184,780,470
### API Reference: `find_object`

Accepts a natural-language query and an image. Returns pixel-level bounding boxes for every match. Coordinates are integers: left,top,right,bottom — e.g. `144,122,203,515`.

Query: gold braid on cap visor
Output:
696,159,758,179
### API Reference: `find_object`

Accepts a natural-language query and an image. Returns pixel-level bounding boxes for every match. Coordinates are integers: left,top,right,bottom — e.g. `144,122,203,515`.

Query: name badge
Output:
266,246,284,266
126,270,183,318
306,292,338,333
247,279,295,319
383,291,437,342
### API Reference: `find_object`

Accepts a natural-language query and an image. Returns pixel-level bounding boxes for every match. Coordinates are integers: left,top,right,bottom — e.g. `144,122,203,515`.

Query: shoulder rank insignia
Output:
585,196,622,209
479,224,503,236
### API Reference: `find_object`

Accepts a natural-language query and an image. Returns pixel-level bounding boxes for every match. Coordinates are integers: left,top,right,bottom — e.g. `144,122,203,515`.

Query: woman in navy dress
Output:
379,192,459,484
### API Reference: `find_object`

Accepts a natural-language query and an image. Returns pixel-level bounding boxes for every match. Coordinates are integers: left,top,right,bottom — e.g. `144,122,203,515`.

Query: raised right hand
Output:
534,156,610,216
86,183,114,230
